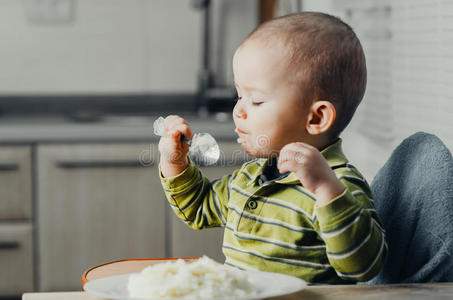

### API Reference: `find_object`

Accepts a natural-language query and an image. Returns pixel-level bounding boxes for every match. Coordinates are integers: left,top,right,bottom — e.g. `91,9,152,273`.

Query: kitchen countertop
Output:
0,114,237,143
22,282,453,300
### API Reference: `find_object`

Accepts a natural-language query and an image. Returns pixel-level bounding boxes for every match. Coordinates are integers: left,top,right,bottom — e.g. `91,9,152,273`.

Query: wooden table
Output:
22,283,453,300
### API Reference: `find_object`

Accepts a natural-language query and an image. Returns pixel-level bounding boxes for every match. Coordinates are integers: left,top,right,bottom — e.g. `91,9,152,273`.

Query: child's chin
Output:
242,146,274,159
241,145,258,157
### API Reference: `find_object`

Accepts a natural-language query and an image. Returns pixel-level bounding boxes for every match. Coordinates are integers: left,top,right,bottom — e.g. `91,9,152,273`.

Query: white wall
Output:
0,0,257,94
301,0,335,15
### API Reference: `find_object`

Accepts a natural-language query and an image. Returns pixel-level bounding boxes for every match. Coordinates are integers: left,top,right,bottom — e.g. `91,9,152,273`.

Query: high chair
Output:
364,132,453,284
81,257,199,287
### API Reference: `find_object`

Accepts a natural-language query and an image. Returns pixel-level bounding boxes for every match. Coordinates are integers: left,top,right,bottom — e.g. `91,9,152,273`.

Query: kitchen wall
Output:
0,0,257,94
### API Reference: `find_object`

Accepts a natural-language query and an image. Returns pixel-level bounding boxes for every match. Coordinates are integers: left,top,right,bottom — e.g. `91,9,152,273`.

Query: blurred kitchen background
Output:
1,0,452,297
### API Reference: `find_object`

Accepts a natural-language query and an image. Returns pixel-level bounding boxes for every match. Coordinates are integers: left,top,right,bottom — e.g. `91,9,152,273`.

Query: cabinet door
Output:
37,143,166,291
0,223,33,295
170,142,251,263
0,146,32,220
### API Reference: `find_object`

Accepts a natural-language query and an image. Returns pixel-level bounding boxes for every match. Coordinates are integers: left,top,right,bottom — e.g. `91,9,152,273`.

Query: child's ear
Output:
306,100,336,135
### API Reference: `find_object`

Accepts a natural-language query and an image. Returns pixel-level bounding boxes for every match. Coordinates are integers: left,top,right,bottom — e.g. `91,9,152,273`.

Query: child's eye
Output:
252,101,263,106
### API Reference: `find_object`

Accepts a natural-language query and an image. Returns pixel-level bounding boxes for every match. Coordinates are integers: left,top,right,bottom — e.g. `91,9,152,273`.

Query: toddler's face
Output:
232,39,313,158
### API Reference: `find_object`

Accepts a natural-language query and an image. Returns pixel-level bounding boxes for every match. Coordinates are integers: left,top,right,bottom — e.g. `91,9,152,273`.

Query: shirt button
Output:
247,200,258,210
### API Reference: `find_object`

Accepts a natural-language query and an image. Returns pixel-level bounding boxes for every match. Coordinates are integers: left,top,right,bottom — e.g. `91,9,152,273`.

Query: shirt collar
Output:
246,158,268,186
247,138,348,186
321,138,349,169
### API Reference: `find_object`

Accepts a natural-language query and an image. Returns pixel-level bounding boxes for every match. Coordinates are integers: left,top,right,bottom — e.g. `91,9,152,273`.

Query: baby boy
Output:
158,12,387,284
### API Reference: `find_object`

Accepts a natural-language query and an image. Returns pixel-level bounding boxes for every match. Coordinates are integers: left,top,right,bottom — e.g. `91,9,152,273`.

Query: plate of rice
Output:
83,256,307,300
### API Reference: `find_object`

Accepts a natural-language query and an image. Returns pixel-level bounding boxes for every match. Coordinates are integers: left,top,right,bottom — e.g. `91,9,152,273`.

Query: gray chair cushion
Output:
365,132,453,283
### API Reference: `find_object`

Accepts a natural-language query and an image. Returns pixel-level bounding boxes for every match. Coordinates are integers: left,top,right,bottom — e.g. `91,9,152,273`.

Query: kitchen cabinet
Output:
36,143,166,291
0,146,34,296
169,142,250,263
0,146,32,220
0,224,34,295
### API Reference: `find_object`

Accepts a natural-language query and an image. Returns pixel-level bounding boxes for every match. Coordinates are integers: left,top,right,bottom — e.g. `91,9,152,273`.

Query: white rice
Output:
127,256,255,299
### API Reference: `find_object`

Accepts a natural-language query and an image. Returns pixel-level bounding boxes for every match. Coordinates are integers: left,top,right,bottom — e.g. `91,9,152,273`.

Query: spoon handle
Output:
180,135,192,146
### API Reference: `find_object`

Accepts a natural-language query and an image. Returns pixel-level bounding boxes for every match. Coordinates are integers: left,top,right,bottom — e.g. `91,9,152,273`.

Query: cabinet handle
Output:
0,241,20,249
56,160,153,169
0,163,19,171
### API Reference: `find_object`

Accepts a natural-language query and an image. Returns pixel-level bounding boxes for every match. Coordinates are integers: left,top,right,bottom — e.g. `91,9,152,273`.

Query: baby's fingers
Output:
164,116,193,139
278,148,304,168
278,159,298,174
168,123,193,142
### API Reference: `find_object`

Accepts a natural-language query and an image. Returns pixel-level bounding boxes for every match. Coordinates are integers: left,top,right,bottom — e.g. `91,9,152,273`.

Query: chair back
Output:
366,132,453,283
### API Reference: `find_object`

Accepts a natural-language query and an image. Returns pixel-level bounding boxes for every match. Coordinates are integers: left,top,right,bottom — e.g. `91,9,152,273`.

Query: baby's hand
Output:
278,142,345,206
158,115,193,178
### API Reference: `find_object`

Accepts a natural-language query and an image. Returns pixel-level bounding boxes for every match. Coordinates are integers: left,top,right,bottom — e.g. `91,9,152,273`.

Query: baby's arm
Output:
158,115,234,229
160,161,238,229
278,142,387,281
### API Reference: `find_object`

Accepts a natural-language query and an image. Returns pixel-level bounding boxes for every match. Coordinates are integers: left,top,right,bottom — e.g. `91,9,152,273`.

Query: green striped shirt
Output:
160,139,387,284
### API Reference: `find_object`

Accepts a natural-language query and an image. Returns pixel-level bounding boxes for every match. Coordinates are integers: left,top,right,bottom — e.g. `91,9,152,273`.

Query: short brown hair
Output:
243,12,367,138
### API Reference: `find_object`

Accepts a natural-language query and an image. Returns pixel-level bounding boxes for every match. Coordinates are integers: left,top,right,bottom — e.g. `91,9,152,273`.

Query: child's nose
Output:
233,102,247,119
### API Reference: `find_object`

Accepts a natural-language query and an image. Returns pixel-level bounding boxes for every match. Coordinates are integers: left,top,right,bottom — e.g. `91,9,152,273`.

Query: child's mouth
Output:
235,128,247,135
234,128,247,144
